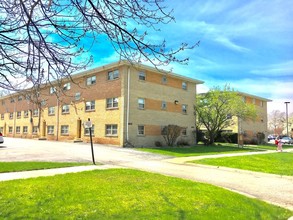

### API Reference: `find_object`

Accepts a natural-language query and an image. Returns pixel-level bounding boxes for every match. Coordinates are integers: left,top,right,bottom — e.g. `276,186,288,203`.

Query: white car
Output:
0,132,4,144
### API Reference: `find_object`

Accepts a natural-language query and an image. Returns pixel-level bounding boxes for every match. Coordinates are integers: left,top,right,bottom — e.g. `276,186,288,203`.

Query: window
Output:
252,98,256,104
48,107,55,115
242,96,246,103
1,100,5,105
226,114,232,119
41,99,46,106
26,94,31,100
182,104,187,114
23,126,28,134
161,101,167,110
138,98,145,109
10,98,15,103
9,127,13,133
63,82,71,91
50,87,56,94
47,126,54,135
62,105,70,114
105,124,118,136
9,113,13,119
1,114,4,120
108,70,119,80
86,76,96,85
138,125,145,135
33,109,39,117
18,95,23,101
182,82,187,90
75,92,81,101
138,72,146,81
24,110,29,118
162,76,167,84
85,101,95,111
61,125,69,135
17,111,21,118
181,128,187,136
84,125,95,136
16,126,20,134
106,98,118,109
32,126,38,134
260,101,264,107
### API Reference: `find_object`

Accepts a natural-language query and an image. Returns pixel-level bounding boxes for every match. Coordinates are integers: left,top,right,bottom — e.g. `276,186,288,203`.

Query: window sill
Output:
61,134,69,136
105,135,118,137
106,107,119,110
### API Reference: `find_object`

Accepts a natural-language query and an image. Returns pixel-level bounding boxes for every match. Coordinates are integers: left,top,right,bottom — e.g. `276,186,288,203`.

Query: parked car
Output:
280,137,293,144
0,132,4,144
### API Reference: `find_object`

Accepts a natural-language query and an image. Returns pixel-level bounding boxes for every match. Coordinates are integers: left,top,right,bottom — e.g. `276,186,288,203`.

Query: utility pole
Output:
284,102,290,137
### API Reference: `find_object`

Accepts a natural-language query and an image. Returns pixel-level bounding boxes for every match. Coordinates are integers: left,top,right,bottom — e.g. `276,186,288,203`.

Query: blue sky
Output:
87,0,293,114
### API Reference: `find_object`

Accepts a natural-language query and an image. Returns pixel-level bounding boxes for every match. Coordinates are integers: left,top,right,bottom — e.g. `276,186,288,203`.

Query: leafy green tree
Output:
195,85,257,145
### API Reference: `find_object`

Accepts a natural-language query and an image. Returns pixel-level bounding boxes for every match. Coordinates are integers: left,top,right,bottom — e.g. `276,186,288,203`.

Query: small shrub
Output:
176,139,190,147
155,141,162,147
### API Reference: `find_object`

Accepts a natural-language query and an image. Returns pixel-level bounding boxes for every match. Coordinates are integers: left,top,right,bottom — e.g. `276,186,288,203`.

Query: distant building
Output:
0,61,204,147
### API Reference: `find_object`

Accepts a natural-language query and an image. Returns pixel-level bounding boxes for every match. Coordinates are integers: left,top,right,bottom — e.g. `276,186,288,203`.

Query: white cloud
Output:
250,60,293,76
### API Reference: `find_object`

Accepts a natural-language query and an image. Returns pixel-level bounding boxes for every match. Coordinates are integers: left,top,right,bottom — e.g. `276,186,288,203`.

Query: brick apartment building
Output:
0,61,204,147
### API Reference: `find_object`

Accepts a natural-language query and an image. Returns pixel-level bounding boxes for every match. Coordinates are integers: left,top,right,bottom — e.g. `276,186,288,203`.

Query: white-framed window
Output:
260,101,264,107
48,107,55,115
242,96,246,103
33,109,39,117
162,76,167,84
182,104,187,114
85,101,95,111
9,127,13,133
86,76,96,85
161,101,167,110
138,98,145,109
63,82,71,91
75,92,81,101
182,82,187,90
49,87,56,94
25,94,31,100
41,99,46,106
138,125,145,135
108,70,119,80
62,105,70,114
10,98,15,103
138,71,146,81
105,124,118,136
16,126,20,134
47,126,54,135
18,95,23,101
106,98,118,109
23,126,28,134
17,111,21,118
24,110,29,118
32,126,38,134
1,114,4,120
9,113,13,119
84,125,95,136
61,125,69,135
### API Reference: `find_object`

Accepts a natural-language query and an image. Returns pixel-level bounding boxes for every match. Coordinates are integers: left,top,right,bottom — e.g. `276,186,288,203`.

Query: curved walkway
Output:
0,138,293,212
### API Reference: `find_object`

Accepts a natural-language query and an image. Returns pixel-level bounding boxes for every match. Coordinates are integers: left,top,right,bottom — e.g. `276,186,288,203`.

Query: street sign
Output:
84,120,92,128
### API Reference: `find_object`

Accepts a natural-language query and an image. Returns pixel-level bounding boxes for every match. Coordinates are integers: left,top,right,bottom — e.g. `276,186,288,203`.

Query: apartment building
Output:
0,61,204,147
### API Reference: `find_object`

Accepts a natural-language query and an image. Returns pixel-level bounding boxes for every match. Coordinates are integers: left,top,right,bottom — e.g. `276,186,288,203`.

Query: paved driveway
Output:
1,137,293,211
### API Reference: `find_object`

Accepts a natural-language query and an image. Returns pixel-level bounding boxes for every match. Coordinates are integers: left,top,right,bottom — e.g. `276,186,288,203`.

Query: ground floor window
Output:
23,126,28,134
47,126,54,135
61,125,69,135
32,126,38,134
84,125,95,136
138,125,145,135
105,124,117,136
16,126,20,134
9,126,13,133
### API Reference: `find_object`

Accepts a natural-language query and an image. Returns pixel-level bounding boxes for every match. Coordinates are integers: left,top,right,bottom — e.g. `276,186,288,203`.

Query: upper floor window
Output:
33,109,39,117
24,110,29,118
10,98,15,103
75,92,81,101
162,76,167,84
138,125,145,136
62,105,70,114
182,104,187,114
106,98,118,109
86,76,96,85
48,107,55,115
1,100,5,105
1,114,4,120
252,98,256,104
242,96,246,103
63,83,71,91
85,101,95,111
17,111,21,118
105,124,118,136
138,72,146,81
260,101,264,107
182,82,187,90
161,101,167,110
50,87,56,94
138,98,145,109
9,113,13,119
108,70,119,80
18,95,23,101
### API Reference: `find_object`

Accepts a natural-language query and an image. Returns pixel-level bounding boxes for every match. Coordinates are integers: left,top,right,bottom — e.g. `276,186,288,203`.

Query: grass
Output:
138,144,261,157
193,152,293,176
0,162,90,173
0,169,292,219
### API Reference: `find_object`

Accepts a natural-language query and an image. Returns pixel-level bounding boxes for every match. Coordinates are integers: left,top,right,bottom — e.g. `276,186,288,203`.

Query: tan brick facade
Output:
0,61,203,147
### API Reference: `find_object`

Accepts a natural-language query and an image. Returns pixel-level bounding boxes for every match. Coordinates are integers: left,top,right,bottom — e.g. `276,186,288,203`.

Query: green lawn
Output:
193,152,293,176
0,162,90,173
0,169,291,219
138,144,261,157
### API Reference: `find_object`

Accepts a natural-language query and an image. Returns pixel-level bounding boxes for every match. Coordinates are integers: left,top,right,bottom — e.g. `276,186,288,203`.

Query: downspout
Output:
126,67,130,142
56,98,59,141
